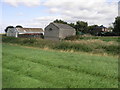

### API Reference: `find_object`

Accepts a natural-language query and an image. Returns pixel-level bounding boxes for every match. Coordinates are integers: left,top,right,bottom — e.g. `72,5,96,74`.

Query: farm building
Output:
44,23,76,40
6,27,44,38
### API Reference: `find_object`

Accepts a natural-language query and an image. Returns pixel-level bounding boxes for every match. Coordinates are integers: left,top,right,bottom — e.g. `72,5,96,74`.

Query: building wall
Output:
44,23,59,40
7,28,18,37
18,33,43,38
59,29,76,39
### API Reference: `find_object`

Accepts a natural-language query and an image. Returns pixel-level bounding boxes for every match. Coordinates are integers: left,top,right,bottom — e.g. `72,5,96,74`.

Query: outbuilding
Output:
6,27,44,38
44,23,76,40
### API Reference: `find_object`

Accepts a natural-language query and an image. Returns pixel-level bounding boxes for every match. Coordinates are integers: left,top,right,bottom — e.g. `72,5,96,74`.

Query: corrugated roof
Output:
16,28,43,33
52,23,75,30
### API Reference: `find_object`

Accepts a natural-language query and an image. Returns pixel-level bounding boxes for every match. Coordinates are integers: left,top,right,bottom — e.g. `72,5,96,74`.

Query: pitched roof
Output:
52,23,75,30
99,25,106,28
16,28,43,33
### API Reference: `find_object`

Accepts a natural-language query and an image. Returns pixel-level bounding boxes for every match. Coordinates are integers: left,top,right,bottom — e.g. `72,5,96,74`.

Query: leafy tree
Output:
5,26,14,33
113,16,120,34
87,25,98,34
53,19,67,24
68,23,75,28
88,25,98,30
75,21,88,34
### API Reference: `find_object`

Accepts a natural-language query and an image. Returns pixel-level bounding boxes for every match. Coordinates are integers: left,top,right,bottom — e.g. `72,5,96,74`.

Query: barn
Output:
6,27,44,38
44,23,76,40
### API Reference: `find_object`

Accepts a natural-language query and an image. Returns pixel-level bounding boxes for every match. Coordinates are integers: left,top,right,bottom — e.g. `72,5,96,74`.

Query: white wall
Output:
7,28,18,37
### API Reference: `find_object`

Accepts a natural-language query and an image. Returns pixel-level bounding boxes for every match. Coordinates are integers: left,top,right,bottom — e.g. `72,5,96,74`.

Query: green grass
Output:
2,43,118,88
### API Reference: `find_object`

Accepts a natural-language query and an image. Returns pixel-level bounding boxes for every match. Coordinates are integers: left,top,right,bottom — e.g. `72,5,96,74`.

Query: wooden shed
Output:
44,23,76,40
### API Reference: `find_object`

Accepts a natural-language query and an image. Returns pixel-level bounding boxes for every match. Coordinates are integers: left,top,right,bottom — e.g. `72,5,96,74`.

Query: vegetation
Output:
2,36,119,56
2,44,118,88
54,19,68,24
113,16,120,35
75,21,88,34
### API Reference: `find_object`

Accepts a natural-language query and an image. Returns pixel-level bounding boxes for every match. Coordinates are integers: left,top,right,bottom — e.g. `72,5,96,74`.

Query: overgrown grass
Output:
2,36,120,55
65,35,120,42
2,44,118,88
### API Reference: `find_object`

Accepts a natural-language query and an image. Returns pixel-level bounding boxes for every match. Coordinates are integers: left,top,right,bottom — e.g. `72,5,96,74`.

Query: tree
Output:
88,25,98,34
53,19,67,24
75,21,88,34
16,25,23,28
113,16,120,34
5,26,14,33
68,23,75,28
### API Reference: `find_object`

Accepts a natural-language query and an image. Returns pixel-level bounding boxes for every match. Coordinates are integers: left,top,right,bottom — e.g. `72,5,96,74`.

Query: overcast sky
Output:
0,0,119,33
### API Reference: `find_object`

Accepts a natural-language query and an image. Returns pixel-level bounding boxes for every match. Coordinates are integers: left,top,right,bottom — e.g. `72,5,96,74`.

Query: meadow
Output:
2,43,118,88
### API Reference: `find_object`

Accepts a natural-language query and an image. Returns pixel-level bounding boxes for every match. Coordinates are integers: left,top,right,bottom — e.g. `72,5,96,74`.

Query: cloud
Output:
3,0,41,7
43,0,118,26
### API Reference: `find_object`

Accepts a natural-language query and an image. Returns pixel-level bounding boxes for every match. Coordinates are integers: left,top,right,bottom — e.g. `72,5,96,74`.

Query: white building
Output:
7,27,44,38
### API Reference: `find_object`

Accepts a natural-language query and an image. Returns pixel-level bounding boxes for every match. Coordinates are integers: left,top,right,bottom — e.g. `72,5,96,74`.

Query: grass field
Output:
2,43,118,88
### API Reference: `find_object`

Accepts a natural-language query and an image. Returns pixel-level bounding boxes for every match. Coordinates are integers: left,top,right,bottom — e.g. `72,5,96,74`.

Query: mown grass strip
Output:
3,52,118,80
2,68,58,88
3,58,118,88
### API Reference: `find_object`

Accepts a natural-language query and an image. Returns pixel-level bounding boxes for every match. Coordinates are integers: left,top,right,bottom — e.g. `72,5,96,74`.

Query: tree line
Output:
54,16,120,36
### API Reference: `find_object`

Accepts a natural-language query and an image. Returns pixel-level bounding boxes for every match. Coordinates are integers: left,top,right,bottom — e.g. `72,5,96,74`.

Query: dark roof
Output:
16,28,43,33
52,23,75,30
99,25,106,28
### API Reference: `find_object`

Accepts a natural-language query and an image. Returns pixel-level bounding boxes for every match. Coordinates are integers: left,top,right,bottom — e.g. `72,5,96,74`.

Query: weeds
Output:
2,36,119,55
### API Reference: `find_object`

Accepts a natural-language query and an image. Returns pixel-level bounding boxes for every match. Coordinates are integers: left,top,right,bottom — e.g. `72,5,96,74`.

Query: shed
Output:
44,23,76,40
6,27,44,38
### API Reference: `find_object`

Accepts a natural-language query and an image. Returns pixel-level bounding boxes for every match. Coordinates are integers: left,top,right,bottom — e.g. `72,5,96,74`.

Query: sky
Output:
0,0,119,33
